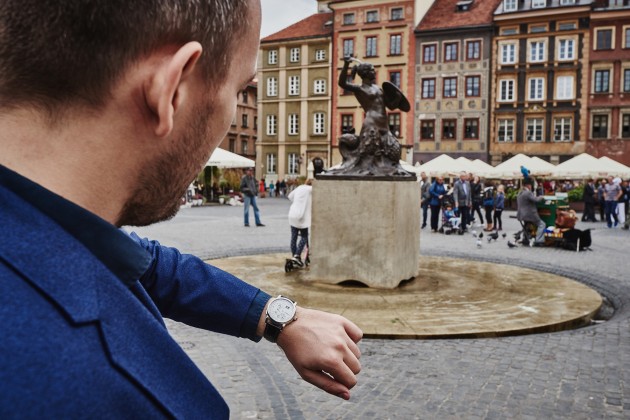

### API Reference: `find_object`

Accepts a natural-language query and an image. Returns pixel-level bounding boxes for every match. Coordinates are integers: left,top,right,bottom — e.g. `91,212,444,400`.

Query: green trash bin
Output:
537,196,569,227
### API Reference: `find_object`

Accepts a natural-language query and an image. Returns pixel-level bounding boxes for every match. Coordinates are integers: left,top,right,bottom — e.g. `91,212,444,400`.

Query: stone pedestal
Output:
306,178,420,289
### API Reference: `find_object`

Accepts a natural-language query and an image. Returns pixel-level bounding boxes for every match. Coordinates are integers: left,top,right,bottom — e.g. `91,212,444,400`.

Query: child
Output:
444,204,461,229
494,184,505,231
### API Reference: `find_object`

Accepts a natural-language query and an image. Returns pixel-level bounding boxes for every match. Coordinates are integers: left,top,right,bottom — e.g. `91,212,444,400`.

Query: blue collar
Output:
0,165,151,287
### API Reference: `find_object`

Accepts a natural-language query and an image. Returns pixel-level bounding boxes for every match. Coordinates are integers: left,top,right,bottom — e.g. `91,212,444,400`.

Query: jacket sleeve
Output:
130,232,270,342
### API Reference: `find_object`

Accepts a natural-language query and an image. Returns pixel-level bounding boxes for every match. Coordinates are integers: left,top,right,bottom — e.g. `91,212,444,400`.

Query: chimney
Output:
317,0,332,13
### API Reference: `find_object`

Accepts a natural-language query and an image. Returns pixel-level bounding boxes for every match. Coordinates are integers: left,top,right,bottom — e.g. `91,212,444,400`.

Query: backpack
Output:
483,189,494,207
562,229,592,251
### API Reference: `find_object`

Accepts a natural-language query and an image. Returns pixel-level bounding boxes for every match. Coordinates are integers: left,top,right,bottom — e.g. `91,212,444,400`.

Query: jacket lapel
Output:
0,187,228,418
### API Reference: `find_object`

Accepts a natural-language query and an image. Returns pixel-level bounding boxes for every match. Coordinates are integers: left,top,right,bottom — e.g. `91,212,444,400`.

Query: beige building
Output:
257,12,333,183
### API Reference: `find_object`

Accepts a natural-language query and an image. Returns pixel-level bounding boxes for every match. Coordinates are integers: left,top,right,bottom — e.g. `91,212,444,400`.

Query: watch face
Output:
268,297,296,323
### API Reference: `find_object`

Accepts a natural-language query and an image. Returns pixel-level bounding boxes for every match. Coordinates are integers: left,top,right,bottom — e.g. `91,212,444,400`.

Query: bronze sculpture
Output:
321,56,414,178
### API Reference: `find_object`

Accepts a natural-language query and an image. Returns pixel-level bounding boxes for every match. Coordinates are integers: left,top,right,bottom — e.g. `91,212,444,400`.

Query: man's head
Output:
420,171,427,181
459,171,467,181
0,0,254,117
246,168,254,176
523,178,534,189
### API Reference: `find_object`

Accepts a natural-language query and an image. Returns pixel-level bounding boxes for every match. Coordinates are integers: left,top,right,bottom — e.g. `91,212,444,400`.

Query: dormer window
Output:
532,0,546,8
504,0,517,11
456,0,473,11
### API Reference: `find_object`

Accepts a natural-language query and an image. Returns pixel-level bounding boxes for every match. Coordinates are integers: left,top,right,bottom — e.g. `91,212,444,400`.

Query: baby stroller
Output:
438,194,464,235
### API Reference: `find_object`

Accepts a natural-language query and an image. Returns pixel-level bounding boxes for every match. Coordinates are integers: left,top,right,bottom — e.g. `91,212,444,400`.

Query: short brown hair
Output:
0,0,251,116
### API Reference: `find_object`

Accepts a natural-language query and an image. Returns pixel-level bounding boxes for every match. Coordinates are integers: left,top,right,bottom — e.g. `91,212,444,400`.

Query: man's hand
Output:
276,307,363,400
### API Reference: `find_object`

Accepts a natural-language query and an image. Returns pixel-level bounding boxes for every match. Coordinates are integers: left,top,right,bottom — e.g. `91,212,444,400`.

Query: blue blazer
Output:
0,184,263,418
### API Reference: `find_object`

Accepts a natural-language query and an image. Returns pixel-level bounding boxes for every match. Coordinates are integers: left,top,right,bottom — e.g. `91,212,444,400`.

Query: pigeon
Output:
471,230,478,238
478,232,483,239
488,231,499,241
476,239,482,248
507,241,517,248
514,231,521,241
487,236,492,243
502,233,507,238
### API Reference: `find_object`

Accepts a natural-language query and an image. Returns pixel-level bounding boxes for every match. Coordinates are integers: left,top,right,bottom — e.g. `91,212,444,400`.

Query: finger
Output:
344,319,363,343
344,350,362,375
345,336,361,360
323,357,358,390
300,369,351,400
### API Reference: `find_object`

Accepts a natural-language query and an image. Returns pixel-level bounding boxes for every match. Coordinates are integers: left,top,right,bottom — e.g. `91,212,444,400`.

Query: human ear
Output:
145,42,203,137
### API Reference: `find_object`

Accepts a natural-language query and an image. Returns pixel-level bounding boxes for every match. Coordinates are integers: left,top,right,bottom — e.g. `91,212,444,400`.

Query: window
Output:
229,138,236,152
558,39,575,60
499,79,515,102
314,113,325,135
500,43,516,64
343,13,355,25
532,0,546,8
530,25,547,33
529,41,546,62
391,7,404,20
420,120,435,140
388,113,401,136
288,75,300,96
288,114,299,135
592,115,608,138
366,36,377,57
466,76,480,97
625,27,630,48
556,75,574,99
290,47,300,63
315,49,326,61
596,29,613,50
390,34,402,55
444,42,458,62
242,91,248,104
266,77,277,97
314,79,326,94
504,0,517,11
624,69,630,92
554,117,572,141
594,70,610,93
366,10,379,23
622,114,630,138
268,50,278,65
501,27,519,35
466,40,481,60
443,77,457,98
422,78,436,99
464,119,479,139
390,71,401,88
498,119,514,142
526,118,544,142
241,114,248,128
423,44,436,63
242,140,248,155
341,114,354,134
560,0,575,4
266,115,277,136
266,154,276,174
343,39,354,57
288,153,299,175
254,116,257,130
442,120,456,139
558,22,576,31
528,77,544,101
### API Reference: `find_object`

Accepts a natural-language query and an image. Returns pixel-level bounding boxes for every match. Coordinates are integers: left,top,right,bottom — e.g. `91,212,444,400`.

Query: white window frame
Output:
288,75,300,96
266,77,277,97
554,117,573,142
500,43,516,64
315,49,326,61
268,50,278,65
504,0,517,11
314,79,326,94
343,39,354,57
532,0,546,8
290,47,300,63
498,119,515,142
499,79,515,102
266,154,276,174
593,69,611,93
558,38,575,61
390,34,402,55
560,0,575,4
288,114,299,135
390,7,404,20
528,77,545,101
623,68,630,92
526,118,544,142
366,36,377,57
288,153,299,175
313,113,325,135
529,40,546,63
556,75,575,100
366,10,379,23
266,115,277,136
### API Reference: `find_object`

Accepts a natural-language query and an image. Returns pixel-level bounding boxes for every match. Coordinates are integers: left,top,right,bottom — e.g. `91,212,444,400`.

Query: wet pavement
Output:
132,197,630,419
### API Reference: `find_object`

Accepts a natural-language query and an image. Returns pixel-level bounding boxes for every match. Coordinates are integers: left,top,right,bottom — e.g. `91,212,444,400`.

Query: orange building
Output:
328,0,419,165
218,82,257,160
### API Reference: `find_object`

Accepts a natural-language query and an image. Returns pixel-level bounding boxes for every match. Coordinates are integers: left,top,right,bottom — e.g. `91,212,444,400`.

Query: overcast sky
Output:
261,0,317,38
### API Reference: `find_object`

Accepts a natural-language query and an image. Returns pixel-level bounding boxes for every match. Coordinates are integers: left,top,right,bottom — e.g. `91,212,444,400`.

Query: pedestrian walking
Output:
240,168,265,227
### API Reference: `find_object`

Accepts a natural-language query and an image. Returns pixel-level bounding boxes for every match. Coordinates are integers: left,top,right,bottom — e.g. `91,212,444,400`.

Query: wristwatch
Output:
263,295,297,343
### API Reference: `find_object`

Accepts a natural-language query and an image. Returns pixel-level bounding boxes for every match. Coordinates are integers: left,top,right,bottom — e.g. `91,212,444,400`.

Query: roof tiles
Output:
262,12,333,43
416,0,503,32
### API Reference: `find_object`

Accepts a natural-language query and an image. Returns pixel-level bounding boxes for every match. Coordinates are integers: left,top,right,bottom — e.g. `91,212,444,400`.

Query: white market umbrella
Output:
598,156,630,178
551,153,608,179
418,154,467,177
206,147,255,168
471,159,494,178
